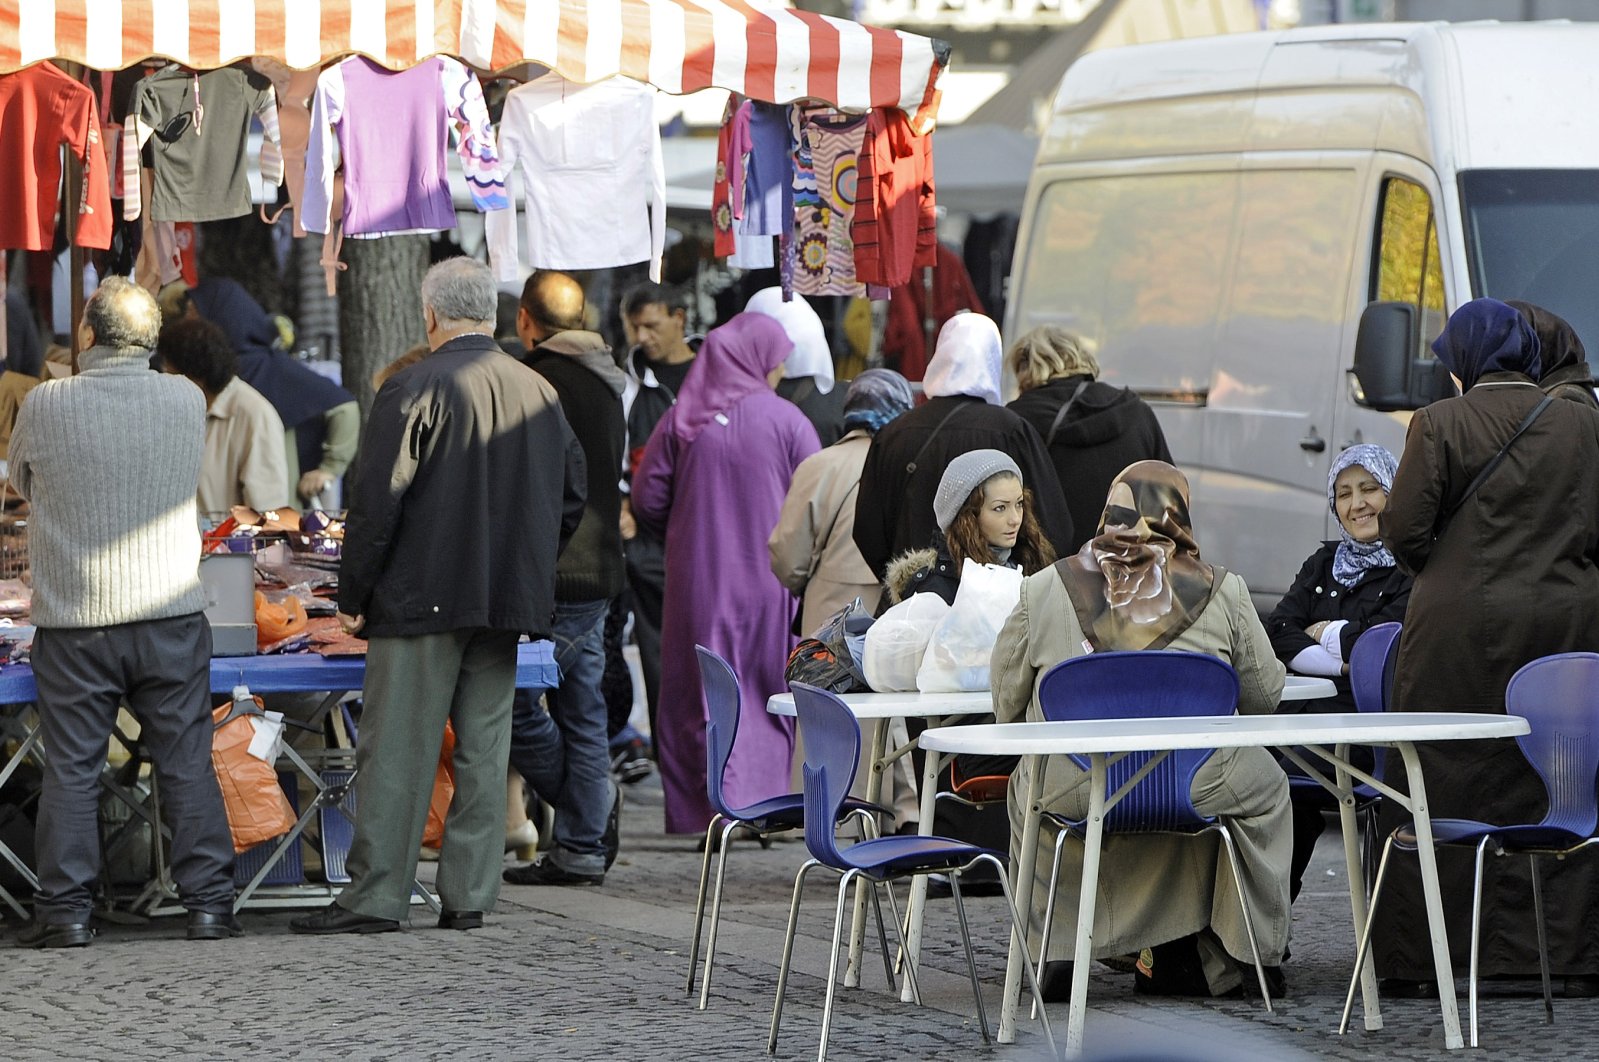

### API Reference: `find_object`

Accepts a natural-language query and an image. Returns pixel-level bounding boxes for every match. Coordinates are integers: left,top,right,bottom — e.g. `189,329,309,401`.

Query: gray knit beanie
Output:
933,449,1023,533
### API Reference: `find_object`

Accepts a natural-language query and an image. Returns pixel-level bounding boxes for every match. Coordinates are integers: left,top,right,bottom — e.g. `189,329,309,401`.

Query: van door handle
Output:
1299,432,1327,453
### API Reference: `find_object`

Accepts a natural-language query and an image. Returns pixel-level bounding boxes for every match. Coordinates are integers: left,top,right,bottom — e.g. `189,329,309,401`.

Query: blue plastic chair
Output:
1342,651,1599,1047
1286,621,1402,890
686,646,885,1010
769,682,1055,1062
1033,650,1274,1009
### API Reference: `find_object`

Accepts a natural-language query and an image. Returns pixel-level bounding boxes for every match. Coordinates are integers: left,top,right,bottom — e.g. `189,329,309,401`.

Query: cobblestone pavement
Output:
6,777,1596,1061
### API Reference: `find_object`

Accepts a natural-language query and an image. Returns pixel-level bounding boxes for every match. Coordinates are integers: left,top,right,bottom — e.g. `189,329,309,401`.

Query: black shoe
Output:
1379,978,1438,999
1236,963,1287,999
289,902,401,935
603,784,623,871
187,911,244,941
16,920,93,949
611,739,653,784
437,910,483,931
1040,960,1075,1003
503,859,603,887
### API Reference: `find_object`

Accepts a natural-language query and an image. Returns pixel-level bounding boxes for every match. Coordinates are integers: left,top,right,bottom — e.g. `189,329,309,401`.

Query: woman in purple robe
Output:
633,313,822,834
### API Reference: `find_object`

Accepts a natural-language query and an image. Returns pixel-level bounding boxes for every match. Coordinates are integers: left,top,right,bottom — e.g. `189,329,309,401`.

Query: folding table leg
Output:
844,720,888,989
1398,741,1465,1050
1333,742,1382,1031
1063,752,1106,1055
900,717,946,1003
997,754,1048,1044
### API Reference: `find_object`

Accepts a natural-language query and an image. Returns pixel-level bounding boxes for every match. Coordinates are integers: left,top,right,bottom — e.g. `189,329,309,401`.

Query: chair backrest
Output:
695,645,742,819
1036,651,1240,832
1505,652,1599,836
1349,622,1402,714
789,682,862,870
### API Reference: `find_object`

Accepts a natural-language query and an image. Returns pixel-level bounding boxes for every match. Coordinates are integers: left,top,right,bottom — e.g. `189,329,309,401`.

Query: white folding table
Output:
918,711,1530,1055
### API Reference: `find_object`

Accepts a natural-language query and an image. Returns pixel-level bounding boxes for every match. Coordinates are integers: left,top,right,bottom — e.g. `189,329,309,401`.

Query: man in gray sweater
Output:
9,278,237,948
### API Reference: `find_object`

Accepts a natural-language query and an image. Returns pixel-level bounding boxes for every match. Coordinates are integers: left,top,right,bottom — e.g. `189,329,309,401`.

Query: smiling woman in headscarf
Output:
1371,297,1599,994
187,278,359,506
1506,299,1598,407
992,460,1290,1001
850,313,1074,577
631,313,821,835
746,287,849,446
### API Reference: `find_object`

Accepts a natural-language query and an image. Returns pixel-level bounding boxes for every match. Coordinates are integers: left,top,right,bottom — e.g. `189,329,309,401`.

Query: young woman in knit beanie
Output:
880,447,1057,610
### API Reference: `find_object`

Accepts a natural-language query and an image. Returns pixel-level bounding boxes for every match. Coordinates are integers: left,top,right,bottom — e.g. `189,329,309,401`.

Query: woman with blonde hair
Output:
1006,324,1171,553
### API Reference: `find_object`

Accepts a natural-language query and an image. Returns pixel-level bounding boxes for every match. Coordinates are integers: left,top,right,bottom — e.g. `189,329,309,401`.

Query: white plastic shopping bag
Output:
862,592,950,692
917,560,1023,692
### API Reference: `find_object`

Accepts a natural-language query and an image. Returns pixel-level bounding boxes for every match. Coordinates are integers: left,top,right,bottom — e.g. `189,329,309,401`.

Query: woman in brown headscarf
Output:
991,461,1290,1000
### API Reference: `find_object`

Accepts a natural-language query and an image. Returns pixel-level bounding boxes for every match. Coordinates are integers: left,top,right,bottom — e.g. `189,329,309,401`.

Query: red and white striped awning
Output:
0,0,949,131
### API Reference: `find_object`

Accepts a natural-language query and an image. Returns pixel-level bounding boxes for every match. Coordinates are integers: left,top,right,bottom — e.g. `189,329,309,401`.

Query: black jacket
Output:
339,334,586,638
777,375,848,448
852,396,1073,578
1008,376,1172,553
526,331,627,603
1264,542,1411,711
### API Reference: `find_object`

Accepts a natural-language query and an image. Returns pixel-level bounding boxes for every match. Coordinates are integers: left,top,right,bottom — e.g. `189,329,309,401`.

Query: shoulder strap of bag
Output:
1443,394,1553,522
904,400,972,481
1044,379,1092,449
805,479,861,584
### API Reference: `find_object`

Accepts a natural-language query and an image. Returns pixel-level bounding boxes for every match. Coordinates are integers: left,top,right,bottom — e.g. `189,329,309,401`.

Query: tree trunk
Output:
338,235,430,419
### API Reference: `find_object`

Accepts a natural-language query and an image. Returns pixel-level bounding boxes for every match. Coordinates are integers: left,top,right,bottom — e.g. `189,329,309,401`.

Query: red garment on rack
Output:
0,63,112,251
882,243,984,382
852,107,935,289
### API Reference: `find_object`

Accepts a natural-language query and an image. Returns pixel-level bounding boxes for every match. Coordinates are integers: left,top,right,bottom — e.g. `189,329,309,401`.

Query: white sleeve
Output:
299,63,346,236
1318,620,1350,662
646,95,665,284
484,90,523,283
1290,644,1344,678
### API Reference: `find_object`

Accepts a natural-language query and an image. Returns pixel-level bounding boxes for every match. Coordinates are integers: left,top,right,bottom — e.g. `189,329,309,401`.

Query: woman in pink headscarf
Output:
633,313,822,834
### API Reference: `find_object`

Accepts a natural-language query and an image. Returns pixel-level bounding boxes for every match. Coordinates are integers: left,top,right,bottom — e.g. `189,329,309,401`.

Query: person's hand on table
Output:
337,611,365,636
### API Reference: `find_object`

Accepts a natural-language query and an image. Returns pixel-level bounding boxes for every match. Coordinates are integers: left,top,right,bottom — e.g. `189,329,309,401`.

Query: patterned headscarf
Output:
1058,461,1217,652
842,368,913,435
1431,298,1540,392
1327,444,1399,589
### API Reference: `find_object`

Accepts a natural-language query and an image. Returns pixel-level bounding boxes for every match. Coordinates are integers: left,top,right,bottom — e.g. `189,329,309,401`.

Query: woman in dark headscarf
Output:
769,368,913,632
1506,299,1598,407
992,461,1289,1000
1372,298,1599,995
632,313,821,835
187,278,359,506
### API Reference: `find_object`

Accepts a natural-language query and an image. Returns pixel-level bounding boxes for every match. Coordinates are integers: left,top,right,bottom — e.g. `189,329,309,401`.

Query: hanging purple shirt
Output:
740,102,793,238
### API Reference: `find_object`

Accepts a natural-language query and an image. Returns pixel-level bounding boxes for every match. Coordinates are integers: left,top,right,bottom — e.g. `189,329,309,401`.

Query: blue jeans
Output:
509,597,612,875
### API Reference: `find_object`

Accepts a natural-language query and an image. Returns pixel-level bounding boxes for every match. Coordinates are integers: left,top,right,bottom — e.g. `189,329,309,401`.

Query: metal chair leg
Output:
698,817,744,1009
1341,835,1396,1034
769,859,819,1054
981,853,1056,1056
867,876,895,987
1531,853,1554,1025
1032,826,1070,1020
817,870,858,1062
686,813,722,995
1469,837,1488,1048
950,871,992,1043
880,879,921,1006
1215,824,1272,1012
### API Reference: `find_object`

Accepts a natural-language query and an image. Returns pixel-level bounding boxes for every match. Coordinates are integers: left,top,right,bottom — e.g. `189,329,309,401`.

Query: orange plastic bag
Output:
254,591,308,649
423,723,456,848
211,701,296,854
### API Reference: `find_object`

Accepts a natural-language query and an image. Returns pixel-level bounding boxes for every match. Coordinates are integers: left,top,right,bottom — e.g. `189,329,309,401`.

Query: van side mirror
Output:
1352,301,1453,411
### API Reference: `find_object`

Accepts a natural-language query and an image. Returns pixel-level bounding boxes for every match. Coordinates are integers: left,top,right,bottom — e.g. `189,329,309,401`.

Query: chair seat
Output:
838,834,999,877
726,794,888,833
1393,818,1593,851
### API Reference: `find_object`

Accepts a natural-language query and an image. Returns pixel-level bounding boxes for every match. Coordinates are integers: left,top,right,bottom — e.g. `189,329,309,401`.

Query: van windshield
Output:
1460,169,1599,354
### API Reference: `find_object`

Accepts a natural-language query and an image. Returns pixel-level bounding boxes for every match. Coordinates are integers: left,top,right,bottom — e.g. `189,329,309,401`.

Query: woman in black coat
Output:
1006,325,1171,554
1265,443,1411,901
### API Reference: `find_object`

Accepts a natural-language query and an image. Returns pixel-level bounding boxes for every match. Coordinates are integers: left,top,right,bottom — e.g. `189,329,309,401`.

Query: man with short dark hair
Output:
10,276,239,947
290,258,585,934
503,271,626,886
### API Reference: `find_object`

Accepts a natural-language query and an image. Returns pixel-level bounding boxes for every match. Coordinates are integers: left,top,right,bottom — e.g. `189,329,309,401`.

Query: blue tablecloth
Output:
0,640,559,703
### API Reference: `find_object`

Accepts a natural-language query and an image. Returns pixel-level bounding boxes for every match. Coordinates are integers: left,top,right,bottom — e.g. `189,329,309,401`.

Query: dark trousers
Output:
601,595,634,744
623,532,665,740
32,613,235,922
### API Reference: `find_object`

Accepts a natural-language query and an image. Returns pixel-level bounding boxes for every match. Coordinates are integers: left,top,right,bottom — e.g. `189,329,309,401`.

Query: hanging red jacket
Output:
883,243,984,382
0,63,112,251
852,107,936,289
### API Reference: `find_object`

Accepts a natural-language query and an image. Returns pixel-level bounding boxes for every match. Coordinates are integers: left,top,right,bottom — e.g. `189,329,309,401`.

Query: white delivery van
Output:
1005,20,1599,610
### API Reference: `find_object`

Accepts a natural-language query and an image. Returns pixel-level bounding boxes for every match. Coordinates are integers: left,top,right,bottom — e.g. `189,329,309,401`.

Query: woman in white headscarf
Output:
851,312,1074,577
746,287,849,446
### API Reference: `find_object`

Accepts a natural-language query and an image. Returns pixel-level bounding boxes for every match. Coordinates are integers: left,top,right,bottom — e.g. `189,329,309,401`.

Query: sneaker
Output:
603,784,623,870
611,738,653,784
503,859,604,887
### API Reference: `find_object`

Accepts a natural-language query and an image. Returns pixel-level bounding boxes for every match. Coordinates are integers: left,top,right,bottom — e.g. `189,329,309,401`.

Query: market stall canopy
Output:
0,0,950,131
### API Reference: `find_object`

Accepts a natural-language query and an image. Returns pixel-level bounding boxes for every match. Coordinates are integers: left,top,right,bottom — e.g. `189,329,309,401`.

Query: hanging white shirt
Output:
487,74,665,283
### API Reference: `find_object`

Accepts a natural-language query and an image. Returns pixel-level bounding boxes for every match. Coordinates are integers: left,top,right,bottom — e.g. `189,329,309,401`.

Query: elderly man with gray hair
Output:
10,277,238,947
292,257,586,935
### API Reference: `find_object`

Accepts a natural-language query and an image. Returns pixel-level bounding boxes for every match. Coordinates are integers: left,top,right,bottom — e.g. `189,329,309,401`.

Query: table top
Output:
1280,674,1337,701
918,712,1531,755
0,640,559,703
767,689,993,720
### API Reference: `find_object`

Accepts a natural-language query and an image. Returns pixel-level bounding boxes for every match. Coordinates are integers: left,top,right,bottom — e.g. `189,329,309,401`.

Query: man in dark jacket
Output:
292,258,585,935
504,271,626,886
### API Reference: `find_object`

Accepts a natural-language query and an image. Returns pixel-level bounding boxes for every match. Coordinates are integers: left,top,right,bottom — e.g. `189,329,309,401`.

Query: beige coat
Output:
768,429,882,635
991,565,1291,991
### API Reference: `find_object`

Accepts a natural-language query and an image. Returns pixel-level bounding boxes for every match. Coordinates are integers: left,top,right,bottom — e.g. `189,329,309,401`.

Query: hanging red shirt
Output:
0,63,113,252
852,107,936,289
